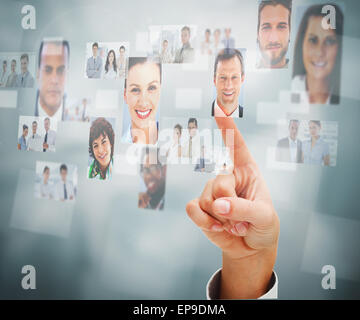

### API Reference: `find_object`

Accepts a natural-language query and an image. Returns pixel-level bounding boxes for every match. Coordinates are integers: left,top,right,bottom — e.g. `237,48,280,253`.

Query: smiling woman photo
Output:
121,57,162,145
292,4,343,105
88,117,115,180
104,49,117,79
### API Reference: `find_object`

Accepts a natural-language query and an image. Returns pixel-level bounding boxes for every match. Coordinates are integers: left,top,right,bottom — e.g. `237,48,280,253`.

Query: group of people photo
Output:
85,42,129,79
17,116,57,152
0,53,35,88
150,25,197,64
276,119,338,166
34,161,77,202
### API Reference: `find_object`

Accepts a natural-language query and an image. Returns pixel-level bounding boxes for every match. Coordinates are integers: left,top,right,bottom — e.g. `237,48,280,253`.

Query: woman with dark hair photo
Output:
104,49,117,79
292,3,343,105
122,57,162,145
88,117,115,180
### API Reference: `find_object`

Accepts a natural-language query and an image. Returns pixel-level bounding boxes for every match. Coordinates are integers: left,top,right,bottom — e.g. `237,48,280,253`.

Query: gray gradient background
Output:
0,0,359,299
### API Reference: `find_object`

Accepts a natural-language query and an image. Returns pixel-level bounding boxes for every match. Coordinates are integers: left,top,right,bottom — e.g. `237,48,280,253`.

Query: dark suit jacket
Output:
211,101,243,118
276,137,302,163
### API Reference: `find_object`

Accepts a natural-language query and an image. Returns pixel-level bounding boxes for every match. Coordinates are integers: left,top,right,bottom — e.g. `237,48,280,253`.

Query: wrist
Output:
220,246,277,299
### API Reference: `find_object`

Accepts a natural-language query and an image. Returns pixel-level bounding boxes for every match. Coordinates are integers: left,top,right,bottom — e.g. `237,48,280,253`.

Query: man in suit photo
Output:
174,26,195,64
35,39,70,121
211,48,245,118
42,117,56,152
86,42,102,78
276,119,302,163
15,53,34,88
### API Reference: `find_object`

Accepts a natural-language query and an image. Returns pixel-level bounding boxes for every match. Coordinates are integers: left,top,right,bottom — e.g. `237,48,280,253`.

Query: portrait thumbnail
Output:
0,52,36,88
121,57,161,145
34,161,78,202
35,38,70,121
88,117,116,180
256,0,292,69
138,146,167,211
212,48,246,118
149,25,197,64
291,3,344,105
84,41,129,79
17,115,57,152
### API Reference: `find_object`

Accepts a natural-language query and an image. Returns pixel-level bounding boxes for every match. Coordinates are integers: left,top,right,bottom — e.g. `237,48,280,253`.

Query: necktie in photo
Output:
64,183,68,200
43,132,48,152
21,76,24,87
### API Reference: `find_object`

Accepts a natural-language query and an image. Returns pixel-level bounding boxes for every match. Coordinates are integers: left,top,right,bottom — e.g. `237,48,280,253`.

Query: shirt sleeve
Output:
206,268,278,300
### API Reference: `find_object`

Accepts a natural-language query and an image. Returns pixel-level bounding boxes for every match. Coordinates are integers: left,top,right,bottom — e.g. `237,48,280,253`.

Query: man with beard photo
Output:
138,147,166,210
256,0,292,69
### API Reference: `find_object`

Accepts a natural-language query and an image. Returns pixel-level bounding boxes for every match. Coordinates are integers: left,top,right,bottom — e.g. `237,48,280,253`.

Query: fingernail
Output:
235,223,246,235
230,227,238,235
211,224,224,232
214,199,230,214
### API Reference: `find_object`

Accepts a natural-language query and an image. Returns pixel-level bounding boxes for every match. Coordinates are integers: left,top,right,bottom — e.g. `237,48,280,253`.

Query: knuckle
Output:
200,196,213,212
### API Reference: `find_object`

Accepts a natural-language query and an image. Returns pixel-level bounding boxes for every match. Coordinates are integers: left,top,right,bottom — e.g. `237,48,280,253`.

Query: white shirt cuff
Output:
206,268,278,299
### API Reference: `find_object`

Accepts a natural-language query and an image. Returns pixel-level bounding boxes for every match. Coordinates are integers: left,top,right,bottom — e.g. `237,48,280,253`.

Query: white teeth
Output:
313,61,326,67
223,92,234,96
137,110,150,116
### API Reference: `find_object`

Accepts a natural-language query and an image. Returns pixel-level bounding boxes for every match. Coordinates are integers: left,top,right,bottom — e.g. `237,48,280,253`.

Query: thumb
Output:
212,196,272,227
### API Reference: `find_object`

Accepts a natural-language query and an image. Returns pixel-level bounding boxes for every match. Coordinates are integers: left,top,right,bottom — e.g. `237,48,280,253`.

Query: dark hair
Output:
257,0,292,33
2,60,7,65
89,117,115,161
60,164,67,172
181,26,191,35
38,40,70,68
309,120,321,127
289,119,299,126
43,166,49,174
32,120,37,126
292,4,343,104
205,29,211,34
124,57,162,89
44,117,50,123
119,45,125,51
20,53,29,62
92,42,98,49
188,118,198,127
140,147,165,170
174,124,182,135
23,124,28,131
105,49,117,73
214,48,245,77
11,59,16,64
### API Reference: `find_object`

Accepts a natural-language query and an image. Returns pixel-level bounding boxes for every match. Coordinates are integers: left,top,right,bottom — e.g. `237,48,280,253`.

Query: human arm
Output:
186,117,279,299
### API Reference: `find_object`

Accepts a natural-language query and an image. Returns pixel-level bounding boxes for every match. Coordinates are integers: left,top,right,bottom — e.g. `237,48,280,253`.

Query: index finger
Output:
215,117,254,167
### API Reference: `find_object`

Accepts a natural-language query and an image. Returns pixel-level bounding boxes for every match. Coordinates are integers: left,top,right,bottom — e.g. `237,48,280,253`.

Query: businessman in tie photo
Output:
276,119,302,163
15,53,34,88
56,164,75,202
42,117,56,152
86,42,102,78
211,49,245,118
